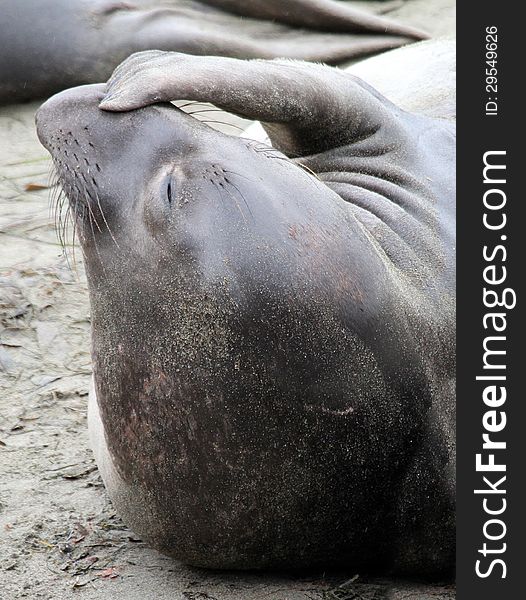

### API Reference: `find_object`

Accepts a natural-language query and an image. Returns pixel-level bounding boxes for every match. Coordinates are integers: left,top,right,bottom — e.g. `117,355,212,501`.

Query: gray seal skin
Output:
0,0,426,105
35,47,455,576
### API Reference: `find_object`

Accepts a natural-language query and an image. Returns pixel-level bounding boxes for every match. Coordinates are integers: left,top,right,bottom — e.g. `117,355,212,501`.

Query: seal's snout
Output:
36,84,107,149
36,82,201,169
36,81,223,256
35,83,132,245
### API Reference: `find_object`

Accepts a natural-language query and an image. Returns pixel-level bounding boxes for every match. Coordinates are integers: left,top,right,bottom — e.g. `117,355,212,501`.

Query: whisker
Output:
193,118,246,134
78,185,108,274
186,108,239,117
297,162,321,180
70,206,78,272
55,186,67,256
93,185,120,249
246,139,322,189
225,178,253,219
222,169,257,183
47,166,59,220
175,100,211,110
61,202,73,270
247,139,302,160
213,180,247,225
82,182,103,234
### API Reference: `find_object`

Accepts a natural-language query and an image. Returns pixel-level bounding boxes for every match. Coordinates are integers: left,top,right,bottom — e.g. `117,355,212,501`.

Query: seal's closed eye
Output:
166,178,174,205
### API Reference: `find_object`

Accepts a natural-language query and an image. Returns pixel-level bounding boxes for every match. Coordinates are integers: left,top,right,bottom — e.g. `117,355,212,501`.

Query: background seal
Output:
0,0,426,104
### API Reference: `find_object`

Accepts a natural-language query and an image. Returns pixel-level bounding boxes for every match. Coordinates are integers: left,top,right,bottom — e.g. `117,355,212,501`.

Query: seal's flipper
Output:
100,51,410,156
199,0,427,39
105,6,416,65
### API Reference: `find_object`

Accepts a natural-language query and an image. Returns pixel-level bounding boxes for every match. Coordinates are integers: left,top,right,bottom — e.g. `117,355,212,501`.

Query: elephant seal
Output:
35,46,455,575
0,0,426,105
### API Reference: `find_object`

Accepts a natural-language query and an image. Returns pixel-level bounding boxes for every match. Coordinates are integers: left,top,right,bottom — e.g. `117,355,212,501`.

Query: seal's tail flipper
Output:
105,2,424,67
199,0,428,40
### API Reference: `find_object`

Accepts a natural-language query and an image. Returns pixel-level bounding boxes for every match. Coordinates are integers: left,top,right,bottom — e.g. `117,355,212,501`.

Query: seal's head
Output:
36,83,352,285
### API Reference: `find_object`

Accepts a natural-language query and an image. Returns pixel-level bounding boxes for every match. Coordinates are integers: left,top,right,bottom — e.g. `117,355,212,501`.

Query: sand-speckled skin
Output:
35,48,455,576
0,0,426,105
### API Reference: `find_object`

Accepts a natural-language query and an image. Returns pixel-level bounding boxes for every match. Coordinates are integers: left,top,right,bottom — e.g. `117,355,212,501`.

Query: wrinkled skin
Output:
35,49,455,576
1,0,426,105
